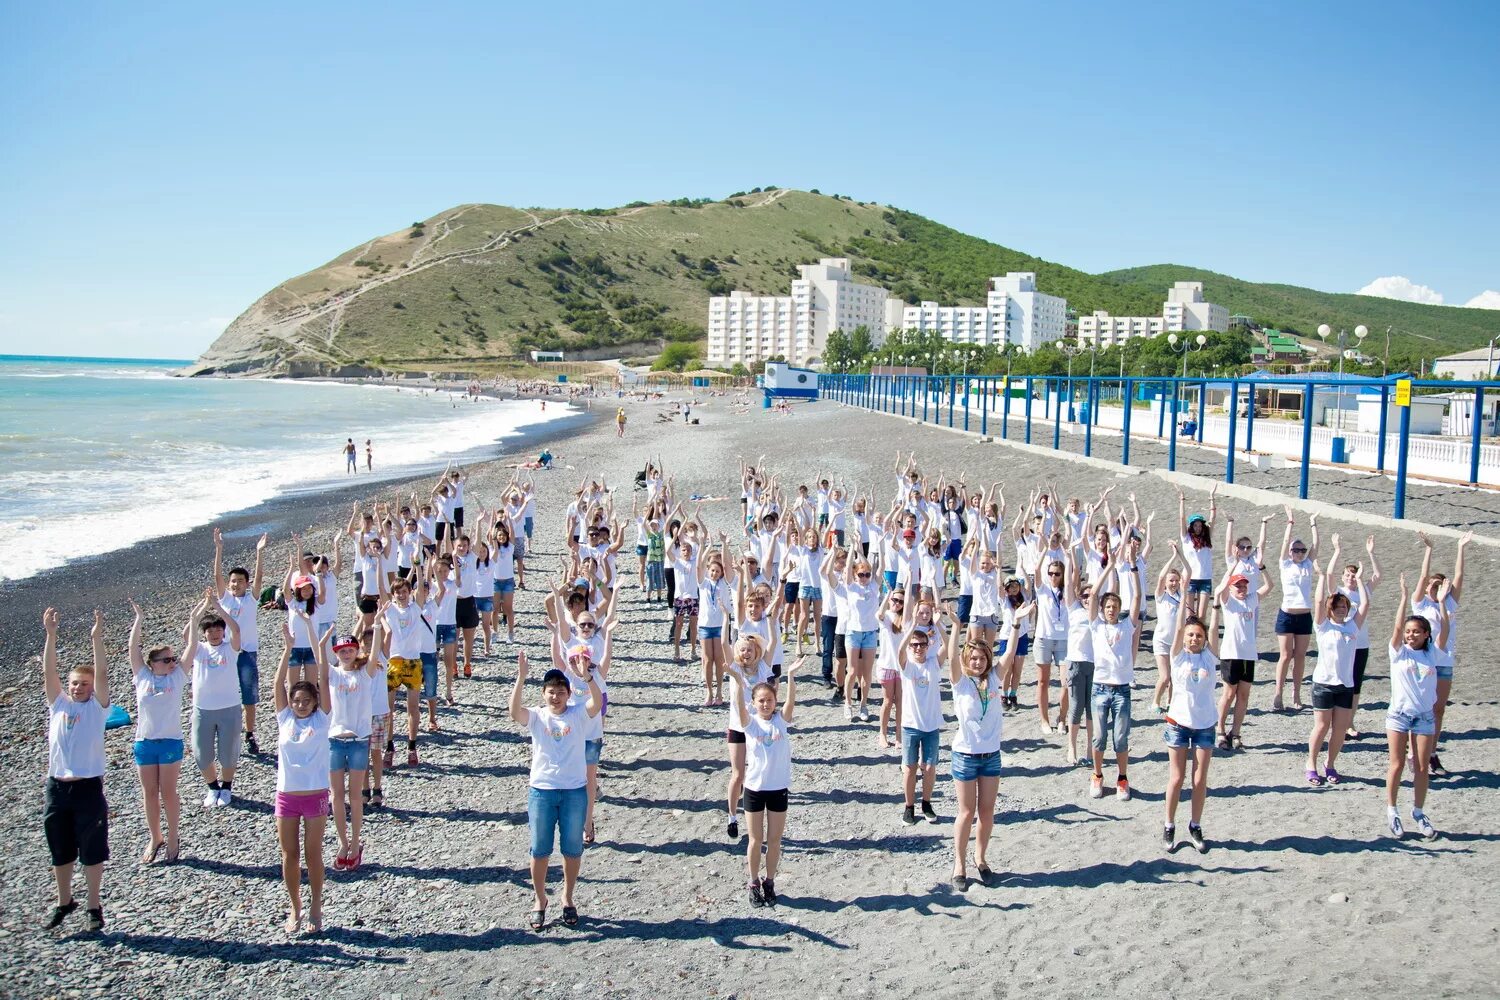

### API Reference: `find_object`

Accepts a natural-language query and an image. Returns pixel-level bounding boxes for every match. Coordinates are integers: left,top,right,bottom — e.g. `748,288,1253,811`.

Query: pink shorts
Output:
275,789,329,819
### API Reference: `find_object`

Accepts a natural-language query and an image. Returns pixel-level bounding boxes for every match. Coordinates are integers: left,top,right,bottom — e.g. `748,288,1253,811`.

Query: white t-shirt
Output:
1339,584,1372,649
48,693,107,780
1034,584,1066,641
900,653,945,733
436,578,458,626
1152,591,1183,656
1388,644,1439,716
314,572,338,626
698,577,731,627
1219,592,1259,661
1168,648,1221,729
569,669,608,742
738,614,782,669
1313,618,1358,687
369,653,389,718
1410,595,1458,654
972,569,1000,619
455,552,479,599
528,704,589,790
493,542,516,581
728,662,772,734
134,666,187,741
1065,603,1094,663
192,640,241,712
220,590,259,653
1181,537,1214,581
385,601,425,660
276,707,331,793
846,581,881,632
328,665,374,740
1280,557,1315,611
1090,618,1137,686
951,671,1003,754
357,553,384,597
744,712,792,792
418,598,438,655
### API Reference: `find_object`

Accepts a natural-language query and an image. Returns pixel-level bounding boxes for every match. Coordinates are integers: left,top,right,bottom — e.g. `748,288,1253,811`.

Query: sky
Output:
2,1,1497,359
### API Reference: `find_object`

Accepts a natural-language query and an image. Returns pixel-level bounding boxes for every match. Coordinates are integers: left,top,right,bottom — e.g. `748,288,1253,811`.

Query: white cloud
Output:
1356,275,1445,305
1462,290,1500,310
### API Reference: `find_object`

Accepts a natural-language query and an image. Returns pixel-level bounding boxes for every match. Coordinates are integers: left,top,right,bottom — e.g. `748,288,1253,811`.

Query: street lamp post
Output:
1166,332,1207,428
1060,341,1084,420
1317,323,1369,433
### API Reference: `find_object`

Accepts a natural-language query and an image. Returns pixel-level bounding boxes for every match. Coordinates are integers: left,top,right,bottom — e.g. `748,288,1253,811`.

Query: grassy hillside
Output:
190,191,1500,375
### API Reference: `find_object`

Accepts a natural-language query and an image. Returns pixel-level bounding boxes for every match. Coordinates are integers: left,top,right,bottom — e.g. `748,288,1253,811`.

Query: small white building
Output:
1077,281,1229,347
899,272,1067,352
1433,347,1500,381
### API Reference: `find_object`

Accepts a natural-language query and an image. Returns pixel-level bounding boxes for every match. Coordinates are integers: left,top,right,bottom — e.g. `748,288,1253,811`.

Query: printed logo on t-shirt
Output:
63,709,82,731
754,726,783,747
547,719,572,742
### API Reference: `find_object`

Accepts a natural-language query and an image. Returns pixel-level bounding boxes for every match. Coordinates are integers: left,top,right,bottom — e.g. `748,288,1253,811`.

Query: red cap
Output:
1229,574,1250,587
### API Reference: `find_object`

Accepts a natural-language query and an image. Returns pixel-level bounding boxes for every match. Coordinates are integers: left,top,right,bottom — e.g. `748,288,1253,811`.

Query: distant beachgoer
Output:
41,608,111,933
344,438,357,474
365,439,373,471
616,407,626,437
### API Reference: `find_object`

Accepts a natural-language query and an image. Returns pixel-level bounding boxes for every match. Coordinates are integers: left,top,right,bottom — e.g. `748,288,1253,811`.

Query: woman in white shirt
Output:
949,615,1025,892
876,588,908,749
1176,484,1219,618
273,621,333,935
509,652,602,930
696,535,733,707
1087,536,1139,801
128,599,187,865
1213,565,1271,751
727,655,802,908
722,634,771,843
318,620,383,874
41,608,111,933
1307,539,1368,786
1162,603,1221,854
840,551,883,722
1384,574,1447,841
490,517,520,645
1150,546,1186,713
1273,506,1319,711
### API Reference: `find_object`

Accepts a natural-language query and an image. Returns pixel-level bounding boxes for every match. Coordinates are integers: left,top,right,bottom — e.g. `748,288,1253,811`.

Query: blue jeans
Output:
420,652,439,700
1091,683,1132,754
819,615,838,678
902,728,940,767
528,785,587,858
236,650,259,706
951,749,1001,781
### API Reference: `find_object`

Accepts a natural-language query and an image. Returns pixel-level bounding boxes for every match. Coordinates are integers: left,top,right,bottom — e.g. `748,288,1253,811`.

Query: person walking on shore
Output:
365,439,373,472
616,407,627,437
344,438,357,474
41,608,111,933
273,624,332,935
128,599,185,865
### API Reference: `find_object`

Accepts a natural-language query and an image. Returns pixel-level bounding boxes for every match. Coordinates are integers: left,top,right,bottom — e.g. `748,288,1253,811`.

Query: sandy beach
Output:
3,394,1498,999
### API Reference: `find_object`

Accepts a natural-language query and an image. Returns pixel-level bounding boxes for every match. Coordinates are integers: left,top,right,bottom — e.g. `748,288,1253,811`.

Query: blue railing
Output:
819,372,1495,520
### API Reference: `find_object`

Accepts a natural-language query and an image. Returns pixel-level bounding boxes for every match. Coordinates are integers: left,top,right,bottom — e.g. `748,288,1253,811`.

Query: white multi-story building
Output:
707,257,891,366
899,272,1067,352
1077,281,1229,348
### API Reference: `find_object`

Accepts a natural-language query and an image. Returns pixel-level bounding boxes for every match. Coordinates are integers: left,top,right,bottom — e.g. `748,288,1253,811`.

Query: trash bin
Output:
1331,436,1347,464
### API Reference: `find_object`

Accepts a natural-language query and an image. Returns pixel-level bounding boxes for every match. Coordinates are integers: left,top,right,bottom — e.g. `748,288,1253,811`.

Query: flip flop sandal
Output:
142,840,164,865
1216,733,1232,751
1232,734,1245,750
583,823,595,846
529,908,547,931
561,906,579,927
1305,769,1324,786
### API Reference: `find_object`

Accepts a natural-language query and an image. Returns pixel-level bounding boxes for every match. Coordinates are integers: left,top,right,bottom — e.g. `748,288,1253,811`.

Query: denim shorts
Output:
902,727,940,767
329,737,371,772
289,646,316,667
698,624,724,641
585,738,603,765
943,538,962,561
1275,610,1313,636
956,594,973,625
1033,636,1067,666
436,624,457,647
475,596,494,613
1186,578,1212,596
800,584,823,602
524,516,534,539
971,613,1001,630
951,749,1001,781
420,652,439,700
883,570,898,593
133,738,185,767
495,578,516,595
997,634,1032,658
236,650,259,706
529,785,587,858
1163,722,1215,750
1436,661,1454,681
636,544,649,557
1090,683,1131,753
848,629,879,650
1386,708,1436,735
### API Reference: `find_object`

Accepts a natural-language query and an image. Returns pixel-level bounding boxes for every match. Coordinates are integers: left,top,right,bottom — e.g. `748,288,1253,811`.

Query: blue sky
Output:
3,1,1496,358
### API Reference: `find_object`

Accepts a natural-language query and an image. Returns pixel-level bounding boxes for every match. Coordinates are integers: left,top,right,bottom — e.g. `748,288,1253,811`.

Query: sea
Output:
0,355,577,583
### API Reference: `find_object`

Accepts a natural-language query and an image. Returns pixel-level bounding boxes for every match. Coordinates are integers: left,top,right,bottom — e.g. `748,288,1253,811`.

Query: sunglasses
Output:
1047,571,1063,577
857,572,872,578
1291,548,1307,554
151,655,179,665
578,622,597,629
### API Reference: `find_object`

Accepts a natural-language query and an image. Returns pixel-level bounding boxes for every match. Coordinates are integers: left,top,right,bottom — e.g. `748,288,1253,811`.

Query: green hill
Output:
187,191,1499,375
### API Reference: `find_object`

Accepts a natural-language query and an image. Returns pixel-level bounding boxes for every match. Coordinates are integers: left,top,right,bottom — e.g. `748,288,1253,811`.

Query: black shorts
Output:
358,596,378,615
1311,682,1354,711
397,565,413,582
455,596,480,629
782,580,799,606
833,633,847,660
435,522,448,542
44,777,110,867
452,506,464,529
743,787,788,813
1352,647,1369,695
1221,659,1256,685
726,728,746,745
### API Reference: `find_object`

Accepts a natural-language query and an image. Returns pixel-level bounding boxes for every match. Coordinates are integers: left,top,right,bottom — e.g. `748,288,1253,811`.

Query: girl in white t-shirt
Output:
1412,530,1470,777
128,600,186,865
319,619,383,873
1307,542,1368,787
1176,483,1218,618
840,551,883,722
273,623,332,935
1162,604,1221,854
1151,546,1186,713
723,635,772,843
1384,574,1447,841
727,655,802,908
696,535,733,707
876,588,909,749
490,517,520,645
1273,506,1320,711
41,608,111,934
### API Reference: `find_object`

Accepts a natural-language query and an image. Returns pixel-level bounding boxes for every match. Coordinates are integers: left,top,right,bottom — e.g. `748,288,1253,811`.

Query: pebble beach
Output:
4,394,1498,999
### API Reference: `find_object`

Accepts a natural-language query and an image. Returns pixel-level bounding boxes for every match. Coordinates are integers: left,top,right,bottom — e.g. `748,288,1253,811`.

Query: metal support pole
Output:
1196,380,1206,443
1298,383,1315,500
923,377,929,423
1226,380,1239,484
1168,381,1179,471
981,377,989,436
948,377,955,427
1121,379,1133,466
1003,381,1011,440
1469,387,1484,485
1084,379,1094,457
963,377,970,432
1157,382,1167,439
1377,385,1389,472
1025,377,1034,444
1394,402,1412,519
1245,387,1256,452
1052,378,1063,450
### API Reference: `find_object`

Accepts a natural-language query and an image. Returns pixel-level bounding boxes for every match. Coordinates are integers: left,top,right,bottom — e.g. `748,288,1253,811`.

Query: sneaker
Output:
382,747,394,769
748,881,765,908
901,805,918,826
1089,774,1104,799
407,748,419,767
1162,825,1175,851
860,710,872,723
1414,812,1437,841
218,788,232,807
760,877,778,906
1188,825,1208,854
921,801,938,823
843,703,853,721
202,788,220,809
1116,779,1131,802
84,907,105,932
1388,811,1405,839
727,818,740,840
43,900,78,930
245,732,260,755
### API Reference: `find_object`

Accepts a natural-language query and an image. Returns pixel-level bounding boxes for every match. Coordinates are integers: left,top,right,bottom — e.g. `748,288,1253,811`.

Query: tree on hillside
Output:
652,342,697,372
